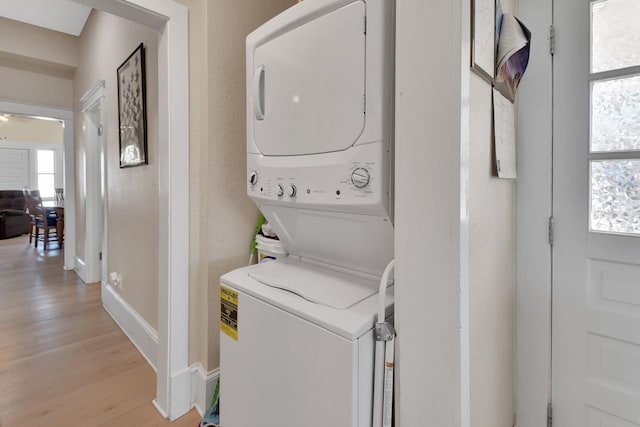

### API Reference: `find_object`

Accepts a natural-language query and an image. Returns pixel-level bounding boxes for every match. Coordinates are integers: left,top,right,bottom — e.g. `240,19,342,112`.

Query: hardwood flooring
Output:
0,236,201,427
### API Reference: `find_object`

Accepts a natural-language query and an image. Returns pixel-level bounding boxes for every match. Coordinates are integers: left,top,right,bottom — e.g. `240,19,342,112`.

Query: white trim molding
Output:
79,80,106,107
79,80,106,285
101,282,159,370
190,364,220,417
515,0,553,426
73,0,191,420
74,256,88,283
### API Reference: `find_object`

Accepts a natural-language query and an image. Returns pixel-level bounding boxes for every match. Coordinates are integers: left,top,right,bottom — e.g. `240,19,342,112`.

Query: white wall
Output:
396,0,521,425
468,2,518,426
0,116,64,194
0,140,63,192
395,0,470,425
0,115,64,144
469,72,516,427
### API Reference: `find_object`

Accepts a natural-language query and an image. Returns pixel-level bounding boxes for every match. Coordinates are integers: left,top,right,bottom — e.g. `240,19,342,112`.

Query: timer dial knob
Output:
351,168,371,189
286,184,297,198
249,171,258,186
276,184,284,197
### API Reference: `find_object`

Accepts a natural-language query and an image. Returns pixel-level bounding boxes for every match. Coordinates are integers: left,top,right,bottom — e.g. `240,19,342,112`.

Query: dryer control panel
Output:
247,142,390,217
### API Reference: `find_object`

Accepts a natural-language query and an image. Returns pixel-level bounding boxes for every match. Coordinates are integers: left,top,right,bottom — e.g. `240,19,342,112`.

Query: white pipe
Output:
382,337,395,427
373,259,395,426
373,340,385,426
378,259,395,323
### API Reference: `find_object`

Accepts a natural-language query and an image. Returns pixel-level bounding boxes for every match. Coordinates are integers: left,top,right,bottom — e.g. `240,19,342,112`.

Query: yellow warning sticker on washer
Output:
220,285,238,341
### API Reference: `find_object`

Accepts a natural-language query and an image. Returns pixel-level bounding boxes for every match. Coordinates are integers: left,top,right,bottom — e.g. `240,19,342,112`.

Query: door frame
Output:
74,0,190,420
78,80,106,284
0,98,76,270
515,0,554,426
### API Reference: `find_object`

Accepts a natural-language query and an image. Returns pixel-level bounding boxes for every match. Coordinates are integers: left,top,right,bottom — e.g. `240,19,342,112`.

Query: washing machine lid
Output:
220,259,394,340
248,257,381,309
251,1,366,156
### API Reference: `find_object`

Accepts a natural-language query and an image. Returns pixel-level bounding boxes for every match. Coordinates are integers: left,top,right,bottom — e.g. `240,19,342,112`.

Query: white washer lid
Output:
220,259,394,340
248,257,378,309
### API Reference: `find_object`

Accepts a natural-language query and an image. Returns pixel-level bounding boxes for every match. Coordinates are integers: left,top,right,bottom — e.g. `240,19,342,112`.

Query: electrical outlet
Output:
109,272,122,289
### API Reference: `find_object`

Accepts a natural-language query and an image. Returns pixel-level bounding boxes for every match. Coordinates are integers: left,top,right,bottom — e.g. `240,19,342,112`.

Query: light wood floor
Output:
0,236,201,427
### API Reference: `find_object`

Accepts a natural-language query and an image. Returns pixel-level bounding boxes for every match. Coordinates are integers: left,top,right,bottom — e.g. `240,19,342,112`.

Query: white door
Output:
553,0,640,425
0,148,29,190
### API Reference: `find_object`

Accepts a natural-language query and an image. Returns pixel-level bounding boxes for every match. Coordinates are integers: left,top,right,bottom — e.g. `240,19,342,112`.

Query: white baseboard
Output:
75,256,88,283
190,364,220,416
101,282,158,370
152,399,169,419
170,366,192,419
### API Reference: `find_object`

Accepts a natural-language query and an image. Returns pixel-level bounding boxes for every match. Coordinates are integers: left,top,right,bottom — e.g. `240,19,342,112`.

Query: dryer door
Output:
252,1,366,156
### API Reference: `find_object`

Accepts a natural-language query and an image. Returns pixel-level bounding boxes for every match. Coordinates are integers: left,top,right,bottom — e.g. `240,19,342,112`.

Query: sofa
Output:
0,190,30,239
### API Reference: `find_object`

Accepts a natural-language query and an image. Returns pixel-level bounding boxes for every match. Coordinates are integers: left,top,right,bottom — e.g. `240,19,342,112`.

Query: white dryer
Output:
220,0,394,425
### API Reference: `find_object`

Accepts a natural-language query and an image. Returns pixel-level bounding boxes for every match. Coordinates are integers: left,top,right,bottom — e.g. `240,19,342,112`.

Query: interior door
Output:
553,0,640,425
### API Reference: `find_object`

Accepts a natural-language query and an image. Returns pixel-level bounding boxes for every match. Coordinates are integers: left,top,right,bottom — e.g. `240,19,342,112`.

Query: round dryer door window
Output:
252,1,366,156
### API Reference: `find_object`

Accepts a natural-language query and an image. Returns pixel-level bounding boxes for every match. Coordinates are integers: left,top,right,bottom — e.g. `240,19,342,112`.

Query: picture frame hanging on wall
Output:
471,0,496,83
117,43,148,168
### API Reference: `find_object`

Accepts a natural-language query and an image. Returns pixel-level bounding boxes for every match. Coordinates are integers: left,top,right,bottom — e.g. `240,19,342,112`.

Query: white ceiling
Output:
0,0,91,36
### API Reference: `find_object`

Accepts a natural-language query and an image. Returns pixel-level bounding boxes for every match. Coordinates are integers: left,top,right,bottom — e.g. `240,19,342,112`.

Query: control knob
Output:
286,184,297,198
276,184,284,197
249,171,258,186
351,168,371,189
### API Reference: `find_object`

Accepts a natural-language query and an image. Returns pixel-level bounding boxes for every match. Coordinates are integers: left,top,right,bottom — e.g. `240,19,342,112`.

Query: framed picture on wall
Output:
471,0,496,83
117,43,148,168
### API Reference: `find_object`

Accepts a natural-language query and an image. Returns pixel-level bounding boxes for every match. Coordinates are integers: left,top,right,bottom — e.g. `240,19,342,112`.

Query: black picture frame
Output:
117,43,148,168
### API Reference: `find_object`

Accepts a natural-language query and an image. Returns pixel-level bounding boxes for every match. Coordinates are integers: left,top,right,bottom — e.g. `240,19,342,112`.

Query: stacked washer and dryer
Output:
220,0,395,426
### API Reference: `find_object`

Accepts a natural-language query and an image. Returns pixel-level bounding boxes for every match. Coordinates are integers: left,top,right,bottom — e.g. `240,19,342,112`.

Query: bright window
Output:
37,150,55,199
589,0,640,235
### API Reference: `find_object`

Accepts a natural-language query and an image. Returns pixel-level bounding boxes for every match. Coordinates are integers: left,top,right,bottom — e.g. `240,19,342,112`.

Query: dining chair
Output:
23,190,36,244
55,188,64,206
25,194,59,250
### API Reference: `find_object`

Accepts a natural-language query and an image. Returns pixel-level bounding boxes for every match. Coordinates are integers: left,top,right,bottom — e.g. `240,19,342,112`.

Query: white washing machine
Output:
220,0,395,425
220,259,393,427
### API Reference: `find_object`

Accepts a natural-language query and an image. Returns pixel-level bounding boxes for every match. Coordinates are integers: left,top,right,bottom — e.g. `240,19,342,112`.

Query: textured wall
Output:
178,0,305,373
0,17,76,108
205,0,296,370
75,10,160,328
469,73,516,427
469,0,517,425
0,65,73,108
172,0,296,371
0,17,77,70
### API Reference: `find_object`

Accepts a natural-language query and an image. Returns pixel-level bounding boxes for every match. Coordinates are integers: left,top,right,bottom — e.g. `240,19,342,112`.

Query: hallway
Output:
0,236,200,426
